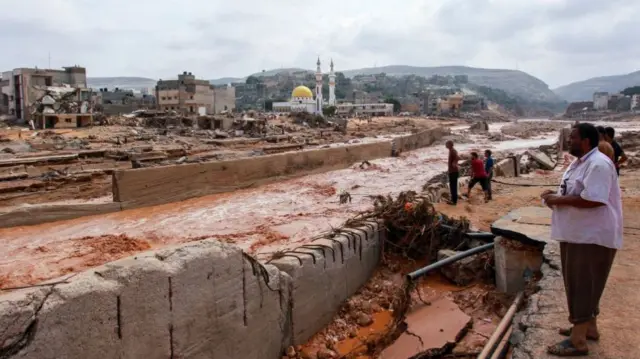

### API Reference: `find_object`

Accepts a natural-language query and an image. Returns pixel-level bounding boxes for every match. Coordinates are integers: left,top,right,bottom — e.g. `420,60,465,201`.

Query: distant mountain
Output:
209,68,308,85
553,70,640,102
341,65,562,104
88,77,156,90
209,77,244,85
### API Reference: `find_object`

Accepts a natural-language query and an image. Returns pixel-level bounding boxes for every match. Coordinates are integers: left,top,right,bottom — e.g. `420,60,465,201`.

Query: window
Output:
171,106,175,110
190,96,194,100
161,97,166,100
174,96,178,100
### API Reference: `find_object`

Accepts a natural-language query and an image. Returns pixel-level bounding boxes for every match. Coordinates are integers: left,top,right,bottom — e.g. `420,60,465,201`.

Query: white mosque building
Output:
272,58,337,115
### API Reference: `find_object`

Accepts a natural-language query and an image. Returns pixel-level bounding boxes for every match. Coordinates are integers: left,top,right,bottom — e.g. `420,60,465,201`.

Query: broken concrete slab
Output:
380,297,471,359
491,206,552,245
526,150,555,170
494,236,543,294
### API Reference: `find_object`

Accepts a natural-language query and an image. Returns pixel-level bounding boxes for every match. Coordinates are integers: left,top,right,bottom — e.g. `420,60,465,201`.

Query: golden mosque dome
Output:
291,85,314,98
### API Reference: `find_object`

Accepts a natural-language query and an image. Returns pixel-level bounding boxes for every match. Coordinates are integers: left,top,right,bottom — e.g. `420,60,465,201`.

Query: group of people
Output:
446,122,627,356
445,125,627,207
445,141,494,205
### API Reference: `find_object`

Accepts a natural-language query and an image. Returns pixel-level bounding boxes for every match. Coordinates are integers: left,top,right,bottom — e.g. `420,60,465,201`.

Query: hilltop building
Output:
593,92,609,111
632,94,640,110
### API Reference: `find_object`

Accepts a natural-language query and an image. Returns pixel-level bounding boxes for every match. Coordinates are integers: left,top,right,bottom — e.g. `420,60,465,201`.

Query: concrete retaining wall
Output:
392,127,449,153
0,223,384,359
112,127,449,210
0,127,448,228
0,202,122,229
112,141,393,209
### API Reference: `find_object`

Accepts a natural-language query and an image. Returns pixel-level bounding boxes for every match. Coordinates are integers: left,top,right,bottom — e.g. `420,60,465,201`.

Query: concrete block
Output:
527,150,555,170
97,254,177,359
159,239,290,359
494,236,543,294
1,272,123,359
270,224,382,345
495,157,518,177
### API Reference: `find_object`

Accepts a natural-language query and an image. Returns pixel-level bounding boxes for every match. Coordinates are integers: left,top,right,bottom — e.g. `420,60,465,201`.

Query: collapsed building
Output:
1,66,91,126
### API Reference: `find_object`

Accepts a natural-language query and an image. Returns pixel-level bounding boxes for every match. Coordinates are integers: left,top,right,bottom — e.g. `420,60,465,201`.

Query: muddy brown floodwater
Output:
0,129,559,289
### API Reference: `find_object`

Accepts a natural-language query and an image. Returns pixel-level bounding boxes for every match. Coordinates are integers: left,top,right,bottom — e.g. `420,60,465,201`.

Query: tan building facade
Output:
156,72,214,115
213,85,236,113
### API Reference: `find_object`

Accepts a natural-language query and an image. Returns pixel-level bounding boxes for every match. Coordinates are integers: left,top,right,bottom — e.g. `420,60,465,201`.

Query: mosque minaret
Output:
328,59,336,106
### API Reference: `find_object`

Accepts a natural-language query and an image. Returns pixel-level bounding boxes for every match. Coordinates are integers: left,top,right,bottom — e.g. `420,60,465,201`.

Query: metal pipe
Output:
489,325,513,359
406,242,495,281
477,292,524,359
438,224,495,241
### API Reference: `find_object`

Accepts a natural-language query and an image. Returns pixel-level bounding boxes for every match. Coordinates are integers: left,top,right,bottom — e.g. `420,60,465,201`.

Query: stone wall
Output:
0,224,384,359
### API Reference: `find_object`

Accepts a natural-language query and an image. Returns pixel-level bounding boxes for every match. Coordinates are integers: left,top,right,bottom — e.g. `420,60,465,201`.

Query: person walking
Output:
445,140,459,205
484,149,494,200
541,123,622,356
604,127,628,176
467,152,489,202
596,126,614,162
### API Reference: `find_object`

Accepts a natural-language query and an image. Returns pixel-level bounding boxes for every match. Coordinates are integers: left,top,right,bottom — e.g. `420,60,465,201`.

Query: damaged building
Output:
213,84,236,114
1,66,91,125
156,72,215,115
95,88,156,115
1,66,95,128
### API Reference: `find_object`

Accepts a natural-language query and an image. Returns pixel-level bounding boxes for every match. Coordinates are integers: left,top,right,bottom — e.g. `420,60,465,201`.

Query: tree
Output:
622,86,640,96
264,99,273,111
384,98,401,113
246,75,261,85
323,106,336,117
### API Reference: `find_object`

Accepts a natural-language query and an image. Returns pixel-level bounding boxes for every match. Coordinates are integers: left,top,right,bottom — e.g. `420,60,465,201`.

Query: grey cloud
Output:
1,0,639,87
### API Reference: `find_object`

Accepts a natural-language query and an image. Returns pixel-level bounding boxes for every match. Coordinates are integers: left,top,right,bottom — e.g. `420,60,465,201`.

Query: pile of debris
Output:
500,121,567,139
29,85,93,117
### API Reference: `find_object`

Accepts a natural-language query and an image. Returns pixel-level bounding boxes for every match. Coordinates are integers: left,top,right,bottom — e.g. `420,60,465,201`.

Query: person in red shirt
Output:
467,152,489,202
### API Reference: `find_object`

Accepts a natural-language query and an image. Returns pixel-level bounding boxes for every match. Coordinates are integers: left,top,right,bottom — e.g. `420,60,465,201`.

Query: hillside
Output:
210,65,565,109
341,65,562,104
553,70,640,102
88,77,156,90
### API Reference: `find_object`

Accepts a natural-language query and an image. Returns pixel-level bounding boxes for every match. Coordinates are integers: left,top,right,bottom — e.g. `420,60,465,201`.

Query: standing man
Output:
467,152,489,202
596,126,614,162
541,123,622,356
445,140,459,205
484,149,494,200
604,127,628,176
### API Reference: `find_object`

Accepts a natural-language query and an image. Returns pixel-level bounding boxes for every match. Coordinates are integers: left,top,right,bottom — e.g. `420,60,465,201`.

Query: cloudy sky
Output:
1,0,638,88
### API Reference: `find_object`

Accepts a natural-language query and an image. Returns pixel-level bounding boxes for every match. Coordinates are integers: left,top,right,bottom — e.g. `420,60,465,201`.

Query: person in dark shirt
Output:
446,140,460,205
484,150,494,200
467,152,489,202
604,127,627,176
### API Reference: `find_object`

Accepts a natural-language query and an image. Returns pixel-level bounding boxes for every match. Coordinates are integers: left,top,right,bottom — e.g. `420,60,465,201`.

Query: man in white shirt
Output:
541,123,622,357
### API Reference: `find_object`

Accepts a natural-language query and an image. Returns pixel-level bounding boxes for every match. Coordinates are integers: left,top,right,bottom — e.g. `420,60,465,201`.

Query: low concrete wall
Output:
269,222,384,345
0,223,384,359
0,240,291,359
391,127,449,153
112,127,448,210
113,141,393,209
0,127,448,228
0,202,122,229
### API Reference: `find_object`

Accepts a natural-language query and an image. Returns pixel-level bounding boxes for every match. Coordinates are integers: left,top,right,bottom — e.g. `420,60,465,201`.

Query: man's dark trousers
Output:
448,172,459,204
